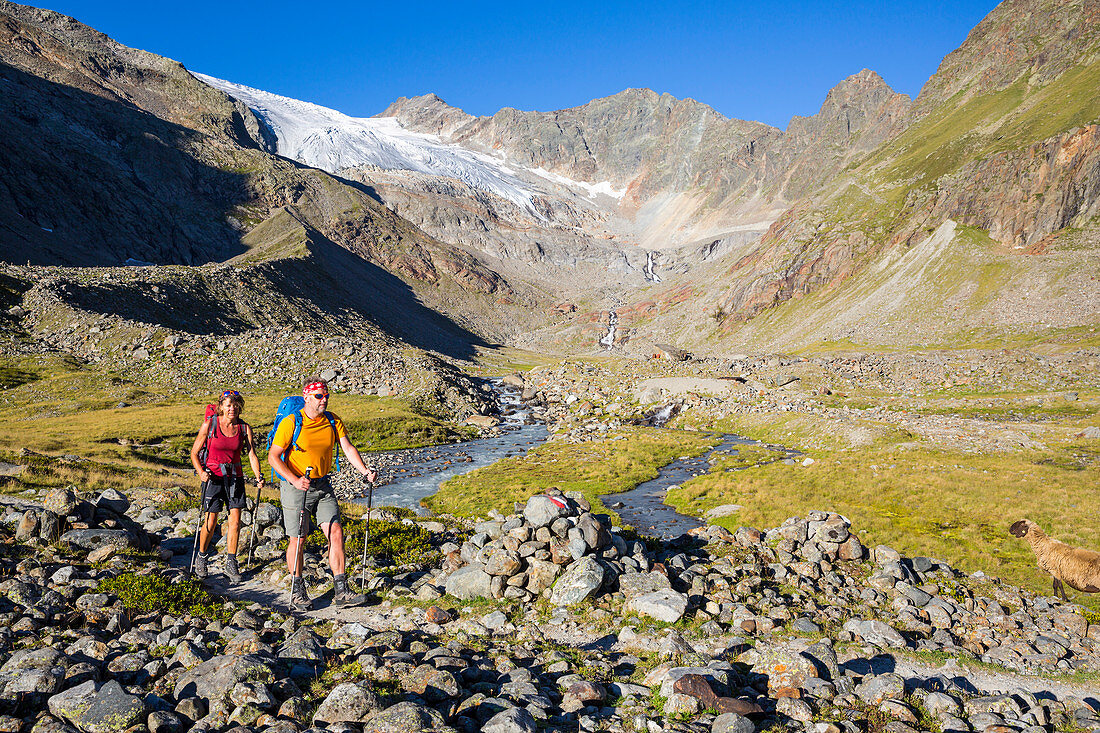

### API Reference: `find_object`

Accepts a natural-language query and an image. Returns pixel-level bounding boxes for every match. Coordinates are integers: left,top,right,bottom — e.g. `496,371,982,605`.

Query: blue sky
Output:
42,1,997,129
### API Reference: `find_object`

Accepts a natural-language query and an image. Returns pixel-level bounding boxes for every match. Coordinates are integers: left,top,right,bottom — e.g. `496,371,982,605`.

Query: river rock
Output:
549,556,605,605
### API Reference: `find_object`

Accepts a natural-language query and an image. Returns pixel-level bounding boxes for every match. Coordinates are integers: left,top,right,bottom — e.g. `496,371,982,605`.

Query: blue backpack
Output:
267,396,340,482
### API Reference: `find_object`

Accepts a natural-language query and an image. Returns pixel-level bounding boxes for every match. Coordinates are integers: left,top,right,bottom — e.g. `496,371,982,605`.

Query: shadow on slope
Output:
58,210,486,360
0,62,250,266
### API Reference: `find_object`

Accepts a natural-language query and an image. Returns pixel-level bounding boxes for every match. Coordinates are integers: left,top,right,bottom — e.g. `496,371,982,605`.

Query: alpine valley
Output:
0,2,1099,733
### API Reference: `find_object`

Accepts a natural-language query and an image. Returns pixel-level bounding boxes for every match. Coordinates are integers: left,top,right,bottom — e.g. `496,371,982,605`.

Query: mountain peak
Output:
380,93,474,136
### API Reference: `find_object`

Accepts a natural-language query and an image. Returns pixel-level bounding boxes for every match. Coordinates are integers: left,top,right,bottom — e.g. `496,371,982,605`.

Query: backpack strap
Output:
323,410,341,471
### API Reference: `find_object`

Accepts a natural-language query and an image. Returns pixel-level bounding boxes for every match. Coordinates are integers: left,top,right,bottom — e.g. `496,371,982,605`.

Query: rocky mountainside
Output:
0,1,544,355
380,76,911,252
1,0,1098,360
548,0,1100,353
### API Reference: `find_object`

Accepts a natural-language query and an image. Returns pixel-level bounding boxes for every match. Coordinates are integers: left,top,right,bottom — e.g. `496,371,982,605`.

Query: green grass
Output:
0,355,477,494
666,443,1100,608
427,427,718,519
99,572,229,619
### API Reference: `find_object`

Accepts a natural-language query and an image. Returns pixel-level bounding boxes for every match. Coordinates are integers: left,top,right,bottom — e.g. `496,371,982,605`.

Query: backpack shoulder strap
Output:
324,411,341,470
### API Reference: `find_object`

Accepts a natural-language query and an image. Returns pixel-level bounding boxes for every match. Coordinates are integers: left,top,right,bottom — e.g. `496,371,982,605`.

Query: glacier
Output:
194,73,624,216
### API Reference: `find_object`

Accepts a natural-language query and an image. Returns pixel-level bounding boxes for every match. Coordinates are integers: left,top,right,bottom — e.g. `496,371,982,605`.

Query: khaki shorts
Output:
280,475,341,536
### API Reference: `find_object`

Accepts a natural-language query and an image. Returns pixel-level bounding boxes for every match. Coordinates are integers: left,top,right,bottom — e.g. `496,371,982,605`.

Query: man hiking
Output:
268,377,377,611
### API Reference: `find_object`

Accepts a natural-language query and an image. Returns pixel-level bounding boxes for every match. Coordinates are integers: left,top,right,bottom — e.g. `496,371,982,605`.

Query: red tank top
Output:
204,419,246,476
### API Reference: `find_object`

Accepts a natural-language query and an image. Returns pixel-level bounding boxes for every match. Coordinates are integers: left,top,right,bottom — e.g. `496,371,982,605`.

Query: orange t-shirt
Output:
271,411,348,479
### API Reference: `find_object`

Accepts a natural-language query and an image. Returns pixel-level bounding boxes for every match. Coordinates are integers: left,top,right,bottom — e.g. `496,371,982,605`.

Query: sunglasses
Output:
307,392,330,400
222,390,240,397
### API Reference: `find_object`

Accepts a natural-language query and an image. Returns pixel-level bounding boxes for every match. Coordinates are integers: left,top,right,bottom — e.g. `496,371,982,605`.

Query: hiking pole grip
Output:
291,468,312,579
359,476,374,593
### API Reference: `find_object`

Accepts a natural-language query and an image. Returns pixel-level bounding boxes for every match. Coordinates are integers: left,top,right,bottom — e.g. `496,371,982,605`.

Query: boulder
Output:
312,682,381,725
0,647,67,698
60,529,140,552
79,680,146,733
445,564,493,600
626,590,688,623
483,706,537,733
95,488,130,517
549,556,605,605
362,701,446,733
173,655,275,703
523,495,570,528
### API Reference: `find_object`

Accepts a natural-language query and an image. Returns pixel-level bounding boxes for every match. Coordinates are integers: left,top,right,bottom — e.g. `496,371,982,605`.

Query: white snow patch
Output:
195,73,545,215
531,167,626,200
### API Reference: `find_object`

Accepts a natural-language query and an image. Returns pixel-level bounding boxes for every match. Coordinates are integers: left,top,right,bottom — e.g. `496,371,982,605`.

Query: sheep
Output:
1009,519,1100,600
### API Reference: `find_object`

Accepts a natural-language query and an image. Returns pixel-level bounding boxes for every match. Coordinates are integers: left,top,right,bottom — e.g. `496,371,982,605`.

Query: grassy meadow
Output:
0,355,470,496
428,428,718,521
669,401,1100,609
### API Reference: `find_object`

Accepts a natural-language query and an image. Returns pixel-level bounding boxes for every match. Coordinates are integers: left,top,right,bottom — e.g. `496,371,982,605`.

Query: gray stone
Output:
523,495,570,529
549,556,605,605
924,692,962,718
712,712,755,733
254,504,281,529
60,529,140,552
81,680,146,733
855,673,906,704
842,618,908,648
362,701,446,733
173,655,275,703
445,564,493,600
626,590,688,622
44,488,78,516
95,489,130,517
312,682,380,725
48,680,99,726
0,647,67,697
483,706,538,733
524,558,560,594
618,570,672,598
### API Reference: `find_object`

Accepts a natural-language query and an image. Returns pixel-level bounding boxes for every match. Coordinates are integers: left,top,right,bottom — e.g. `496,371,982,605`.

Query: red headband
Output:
303,382,326,395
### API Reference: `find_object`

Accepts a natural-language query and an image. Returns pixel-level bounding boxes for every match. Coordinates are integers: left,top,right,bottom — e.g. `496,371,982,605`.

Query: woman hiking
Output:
189,389,264,582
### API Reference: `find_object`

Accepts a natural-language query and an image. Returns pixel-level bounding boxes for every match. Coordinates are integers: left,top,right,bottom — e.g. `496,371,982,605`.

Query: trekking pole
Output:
189,479,210,577
359,477,375,593
246,477,263,570
291,468,312,581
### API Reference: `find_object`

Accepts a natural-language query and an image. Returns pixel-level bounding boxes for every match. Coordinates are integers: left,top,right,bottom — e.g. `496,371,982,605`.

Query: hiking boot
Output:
225,554,241,583
332,574,365,607
192,551,208,578
288,579,313,613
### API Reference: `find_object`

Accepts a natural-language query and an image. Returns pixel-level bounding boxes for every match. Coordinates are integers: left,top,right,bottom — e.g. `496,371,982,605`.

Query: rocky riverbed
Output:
1,484,1098,733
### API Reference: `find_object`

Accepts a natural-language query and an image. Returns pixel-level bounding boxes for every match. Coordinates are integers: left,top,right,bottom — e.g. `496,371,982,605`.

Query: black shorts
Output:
202,475,247,513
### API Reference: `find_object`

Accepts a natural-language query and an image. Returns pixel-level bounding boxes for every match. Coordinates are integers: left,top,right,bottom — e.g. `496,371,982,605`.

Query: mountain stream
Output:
364,382,797,538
